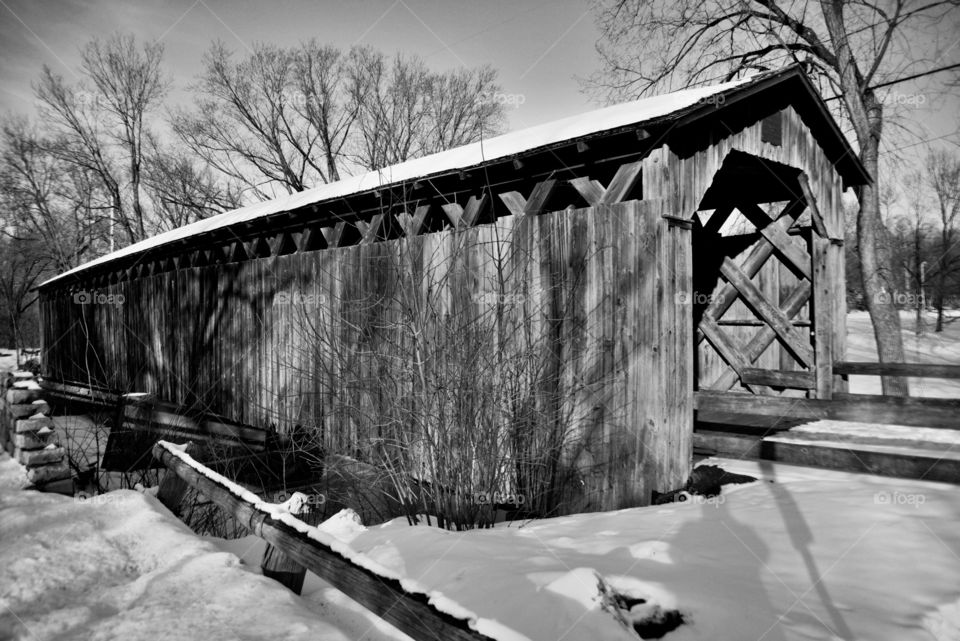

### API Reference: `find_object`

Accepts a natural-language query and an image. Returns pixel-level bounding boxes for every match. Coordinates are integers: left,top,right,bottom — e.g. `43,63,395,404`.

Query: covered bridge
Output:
37,66,867,515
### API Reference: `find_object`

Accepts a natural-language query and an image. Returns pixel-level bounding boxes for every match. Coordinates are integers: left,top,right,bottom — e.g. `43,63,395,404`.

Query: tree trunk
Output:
858,143,909,395
936,228,947,332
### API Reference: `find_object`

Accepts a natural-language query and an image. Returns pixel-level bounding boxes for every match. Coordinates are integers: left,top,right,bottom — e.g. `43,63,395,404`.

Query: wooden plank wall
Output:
40,199,691,512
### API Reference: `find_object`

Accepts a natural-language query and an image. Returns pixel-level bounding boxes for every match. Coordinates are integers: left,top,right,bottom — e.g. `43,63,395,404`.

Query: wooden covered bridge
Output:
37,66,868,515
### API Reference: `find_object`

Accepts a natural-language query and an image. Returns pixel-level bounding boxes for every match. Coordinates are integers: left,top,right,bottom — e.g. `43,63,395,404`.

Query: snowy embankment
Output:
0,453,407,641
6,449,955,641
289,457,959,641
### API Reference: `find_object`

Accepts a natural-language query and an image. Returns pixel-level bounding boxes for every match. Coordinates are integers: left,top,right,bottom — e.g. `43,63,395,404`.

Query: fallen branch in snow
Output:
153,440,528,641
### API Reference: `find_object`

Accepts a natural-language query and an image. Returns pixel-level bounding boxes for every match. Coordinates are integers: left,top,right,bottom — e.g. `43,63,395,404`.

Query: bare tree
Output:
143,141,242,231
0,236,48,355
81,34,168,241
292,40,362,183
349,48,505,169
589,0,960,394
1,118,106,271
172,41,320,199
896,170,931,334
926,148,960,331
173,41,507,195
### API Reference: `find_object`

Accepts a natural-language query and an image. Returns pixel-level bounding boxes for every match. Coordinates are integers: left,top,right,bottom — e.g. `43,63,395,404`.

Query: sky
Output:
0,0,600,133
0,0,957,182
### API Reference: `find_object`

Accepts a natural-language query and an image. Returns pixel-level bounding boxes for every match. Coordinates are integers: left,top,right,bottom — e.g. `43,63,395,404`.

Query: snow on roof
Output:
41,76,754,288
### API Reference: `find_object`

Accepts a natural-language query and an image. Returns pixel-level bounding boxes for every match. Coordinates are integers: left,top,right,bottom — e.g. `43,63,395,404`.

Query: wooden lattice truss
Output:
695,174,840,400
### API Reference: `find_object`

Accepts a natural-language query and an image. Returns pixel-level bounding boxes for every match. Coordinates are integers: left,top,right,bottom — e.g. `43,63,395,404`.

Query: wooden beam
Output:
716,319,811,327
706,281,812,391
598,160,643,205
498,191,527,216
740,368,815,389
692,431,960,484
153,443,504,641
227,241,248,263
356,213,384,245
797,173,831,239
569,178,605,206
737,203,812,280
321,222,347,249
699,317,749,377
396,205,430,237
720,257,815,368
833,362,960,379
441,202,464,228
461,194,488,227
523,179,558,215
694,390,960,430
298,227,327,252
442,195,488,229
269,232,297,256
700,236,777,327
246,236,271,258
811,234,833,399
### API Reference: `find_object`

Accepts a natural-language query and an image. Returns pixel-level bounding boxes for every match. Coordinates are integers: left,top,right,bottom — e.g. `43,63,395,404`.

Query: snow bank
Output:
156,440,530,641
335,458,960,641
0,454,400,641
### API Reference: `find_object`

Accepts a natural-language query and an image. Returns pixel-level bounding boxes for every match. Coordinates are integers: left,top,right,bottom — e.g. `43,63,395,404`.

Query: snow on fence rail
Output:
152,440,527,641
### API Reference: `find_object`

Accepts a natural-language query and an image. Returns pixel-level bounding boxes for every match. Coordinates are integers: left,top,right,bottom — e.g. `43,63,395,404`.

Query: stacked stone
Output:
1,370,72,494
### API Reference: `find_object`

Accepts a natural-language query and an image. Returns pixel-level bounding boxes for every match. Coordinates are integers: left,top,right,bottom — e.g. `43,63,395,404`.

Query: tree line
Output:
0,34,506,351
846,148,960,335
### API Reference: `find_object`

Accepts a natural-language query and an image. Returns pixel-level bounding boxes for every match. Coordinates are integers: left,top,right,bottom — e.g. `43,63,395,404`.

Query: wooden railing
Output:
695,361,960,430
152,441,511,641
833,361,960,379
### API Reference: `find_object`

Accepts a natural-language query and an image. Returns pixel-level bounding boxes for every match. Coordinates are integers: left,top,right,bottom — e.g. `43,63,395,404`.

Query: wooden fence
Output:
695,360,960,429
153,441,515,641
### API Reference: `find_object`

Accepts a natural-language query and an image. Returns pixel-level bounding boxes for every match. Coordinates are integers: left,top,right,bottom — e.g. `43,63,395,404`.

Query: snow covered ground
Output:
3,452,958,641
0,454,406,641
845,310,960,398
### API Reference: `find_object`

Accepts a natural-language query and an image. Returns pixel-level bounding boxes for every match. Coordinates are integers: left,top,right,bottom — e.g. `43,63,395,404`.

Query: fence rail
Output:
833,361,960,379
694,390,960,430
152,441,510,641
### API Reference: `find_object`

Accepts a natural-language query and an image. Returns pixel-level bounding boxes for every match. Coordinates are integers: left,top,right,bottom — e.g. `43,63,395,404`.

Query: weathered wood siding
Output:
41,200,691,511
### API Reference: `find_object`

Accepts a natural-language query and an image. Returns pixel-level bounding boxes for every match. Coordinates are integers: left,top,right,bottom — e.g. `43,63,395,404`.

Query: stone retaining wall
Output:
1,370,72,494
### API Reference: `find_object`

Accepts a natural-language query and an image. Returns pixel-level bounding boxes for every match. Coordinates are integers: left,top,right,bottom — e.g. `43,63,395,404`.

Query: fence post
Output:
261,543,308,594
